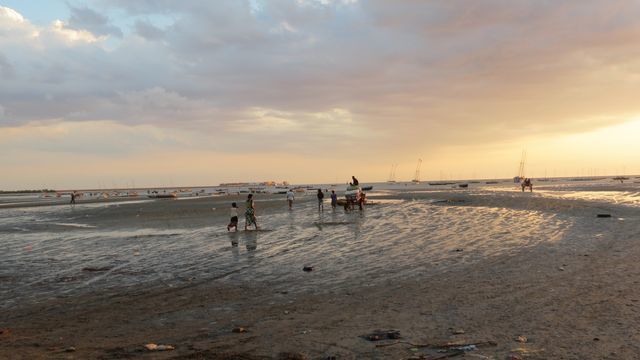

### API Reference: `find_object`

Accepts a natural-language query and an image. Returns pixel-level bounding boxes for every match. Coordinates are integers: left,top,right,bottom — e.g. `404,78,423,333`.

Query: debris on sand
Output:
144,343,175,351
450,328,465,335
303,266,314,272
360,329,401,341
82,266,112,272
406,352,464,360
428,340,497,349
0,328,10,336
64,347,76,352
277,352,308,360
376,339,497,350
313,221,354,226
232,327,248,333
515,335,528,343
597,214,612,218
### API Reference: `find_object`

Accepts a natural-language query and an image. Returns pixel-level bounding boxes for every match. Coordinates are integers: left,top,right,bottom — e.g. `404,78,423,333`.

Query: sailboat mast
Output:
412,159,422,183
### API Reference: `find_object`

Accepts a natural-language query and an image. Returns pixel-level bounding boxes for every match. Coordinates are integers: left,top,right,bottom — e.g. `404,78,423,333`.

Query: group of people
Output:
227,176,362,232
227,194,258,232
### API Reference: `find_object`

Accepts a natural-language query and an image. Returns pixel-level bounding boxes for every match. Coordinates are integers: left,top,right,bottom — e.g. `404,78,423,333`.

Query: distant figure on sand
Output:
330,190,337,209
70,192,76,204
227,202,238,231
244,194,259,230
317,189,324,211
286,189,295,209
351,176,359,186
521,178,533,192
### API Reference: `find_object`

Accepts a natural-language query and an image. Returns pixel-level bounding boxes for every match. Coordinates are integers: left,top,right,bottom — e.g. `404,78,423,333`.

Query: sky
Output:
1,0,640,190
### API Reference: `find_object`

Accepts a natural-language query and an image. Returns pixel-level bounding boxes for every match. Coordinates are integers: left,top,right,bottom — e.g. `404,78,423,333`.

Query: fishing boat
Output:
147,191,177,199
345,184,361,200
387,164,398,183
514,150,526,183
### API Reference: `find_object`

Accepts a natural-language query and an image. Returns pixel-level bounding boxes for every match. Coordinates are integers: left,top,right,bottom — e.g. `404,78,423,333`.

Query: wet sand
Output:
2,185,640,359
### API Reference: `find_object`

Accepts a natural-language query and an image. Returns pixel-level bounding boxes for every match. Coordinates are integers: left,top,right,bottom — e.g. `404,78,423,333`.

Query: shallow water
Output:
2,179,639,310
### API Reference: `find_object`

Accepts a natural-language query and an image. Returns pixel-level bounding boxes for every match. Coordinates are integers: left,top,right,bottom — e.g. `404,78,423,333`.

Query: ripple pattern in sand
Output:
0,195,572,309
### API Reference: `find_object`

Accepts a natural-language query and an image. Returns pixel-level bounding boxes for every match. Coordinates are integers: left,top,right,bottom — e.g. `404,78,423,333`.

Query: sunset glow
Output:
2,1,640,189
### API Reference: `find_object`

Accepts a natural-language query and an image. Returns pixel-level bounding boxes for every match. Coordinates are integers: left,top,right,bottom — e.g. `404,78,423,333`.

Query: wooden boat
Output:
147,192,177,199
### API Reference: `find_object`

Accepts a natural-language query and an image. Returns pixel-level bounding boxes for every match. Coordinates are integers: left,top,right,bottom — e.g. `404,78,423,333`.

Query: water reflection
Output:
244,230,258,251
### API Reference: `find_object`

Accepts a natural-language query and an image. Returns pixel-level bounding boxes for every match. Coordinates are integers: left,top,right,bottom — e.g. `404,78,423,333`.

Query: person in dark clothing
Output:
317,189,324,211
351,176,359,186
70,192,76,204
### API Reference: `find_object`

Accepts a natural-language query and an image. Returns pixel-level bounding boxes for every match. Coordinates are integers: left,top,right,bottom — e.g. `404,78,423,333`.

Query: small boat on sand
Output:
148,192,177,199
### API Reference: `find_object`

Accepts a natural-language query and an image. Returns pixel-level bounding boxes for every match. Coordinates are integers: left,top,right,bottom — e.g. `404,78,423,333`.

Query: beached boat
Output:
345,185,361,200
147,191,177,199
514,150,526,183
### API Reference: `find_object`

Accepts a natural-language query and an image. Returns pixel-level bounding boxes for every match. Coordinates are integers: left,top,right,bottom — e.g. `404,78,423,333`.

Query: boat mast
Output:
517,150,526,179
412,159,422,183
388,164,398,182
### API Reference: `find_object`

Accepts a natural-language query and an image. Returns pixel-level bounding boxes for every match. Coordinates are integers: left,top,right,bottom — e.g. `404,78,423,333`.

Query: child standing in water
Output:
227,202,238,231
330,190,337,209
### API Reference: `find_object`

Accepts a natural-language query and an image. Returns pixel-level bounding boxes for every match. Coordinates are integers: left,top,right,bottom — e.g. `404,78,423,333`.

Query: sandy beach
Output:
2,181,640,359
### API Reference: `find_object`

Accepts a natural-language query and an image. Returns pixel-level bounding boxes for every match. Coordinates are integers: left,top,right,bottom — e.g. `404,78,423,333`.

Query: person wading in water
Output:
244,194,259,230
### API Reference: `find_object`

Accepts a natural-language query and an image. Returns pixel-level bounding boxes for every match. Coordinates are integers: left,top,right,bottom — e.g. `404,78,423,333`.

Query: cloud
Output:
134,20,164,40
67,5,123,38
3,1,640,162
0,52,14,79
0,5,25,24
0,120,183,156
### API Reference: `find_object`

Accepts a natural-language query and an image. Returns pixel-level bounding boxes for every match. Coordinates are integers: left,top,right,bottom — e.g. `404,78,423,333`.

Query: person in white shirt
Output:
227,202,238,231
286,189,295,209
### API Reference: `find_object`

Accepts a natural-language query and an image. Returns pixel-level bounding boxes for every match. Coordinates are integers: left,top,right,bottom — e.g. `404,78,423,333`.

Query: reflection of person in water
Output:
245,231,258,251
229,233,238,247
